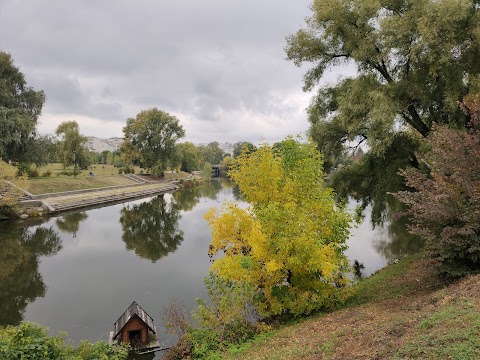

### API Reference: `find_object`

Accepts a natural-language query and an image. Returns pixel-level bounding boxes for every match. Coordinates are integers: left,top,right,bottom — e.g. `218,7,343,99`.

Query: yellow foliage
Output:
0,160,27,218
205,140,352,316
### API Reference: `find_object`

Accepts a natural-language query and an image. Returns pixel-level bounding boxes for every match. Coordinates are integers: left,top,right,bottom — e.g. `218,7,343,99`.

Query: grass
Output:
18,176,138,195
36,163,143,177
14,163,191,194
215,255,480,360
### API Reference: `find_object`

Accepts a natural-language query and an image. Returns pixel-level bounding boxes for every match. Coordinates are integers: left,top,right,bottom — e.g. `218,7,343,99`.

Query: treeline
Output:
0,51,258,178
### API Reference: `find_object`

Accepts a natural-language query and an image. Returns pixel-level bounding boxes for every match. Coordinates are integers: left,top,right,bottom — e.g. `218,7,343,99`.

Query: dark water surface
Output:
0,178,422,354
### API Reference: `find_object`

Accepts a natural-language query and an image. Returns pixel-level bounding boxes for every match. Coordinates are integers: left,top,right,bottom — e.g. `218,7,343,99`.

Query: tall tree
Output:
0,52,46,162
122,108,185,175
286,0,480,223
55,121,88,170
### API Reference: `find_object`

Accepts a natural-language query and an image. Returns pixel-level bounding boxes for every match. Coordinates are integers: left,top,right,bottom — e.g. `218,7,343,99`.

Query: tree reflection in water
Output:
0,224,62,326
172,178,225,211
120,195,184,262
56,212,88,237
373,215,424,263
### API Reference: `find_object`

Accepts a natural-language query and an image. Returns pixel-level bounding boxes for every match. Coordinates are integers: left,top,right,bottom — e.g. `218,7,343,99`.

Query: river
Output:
0,178,422,357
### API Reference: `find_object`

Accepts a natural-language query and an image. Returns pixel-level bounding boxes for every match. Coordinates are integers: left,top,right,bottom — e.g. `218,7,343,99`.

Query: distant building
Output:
86,136,124,153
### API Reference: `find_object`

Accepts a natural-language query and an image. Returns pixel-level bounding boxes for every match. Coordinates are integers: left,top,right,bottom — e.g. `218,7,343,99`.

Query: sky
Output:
0,0,350,144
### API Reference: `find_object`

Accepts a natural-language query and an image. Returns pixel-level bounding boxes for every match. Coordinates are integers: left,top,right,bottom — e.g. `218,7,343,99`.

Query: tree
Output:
205,140,352,316
121,108,185,175
55,121,89,170
286,0,480,222
0,52,45,162
175,142,200,172
232,141,256,158
395,96,480,277
198,142,225,165
14,134,58,168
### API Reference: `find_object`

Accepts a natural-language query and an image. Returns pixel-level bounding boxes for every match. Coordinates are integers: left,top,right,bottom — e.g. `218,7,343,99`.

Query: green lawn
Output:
15,163,192,194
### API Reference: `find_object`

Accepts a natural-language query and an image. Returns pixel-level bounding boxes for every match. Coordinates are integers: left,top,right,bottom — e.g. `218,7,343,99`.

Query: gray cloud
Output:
0,0,313,143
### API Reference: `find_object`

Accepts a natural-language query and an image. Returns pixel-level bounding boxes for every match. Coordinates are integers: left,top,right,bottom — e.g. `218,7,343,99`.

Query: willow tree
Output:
0,52,45,162
205,140,351,316
286,0,480,223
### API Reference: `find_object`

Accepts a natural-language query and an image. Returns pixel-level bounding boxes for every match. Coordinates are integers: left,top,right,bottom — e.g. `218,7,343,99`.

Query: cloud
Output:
1,0,317,143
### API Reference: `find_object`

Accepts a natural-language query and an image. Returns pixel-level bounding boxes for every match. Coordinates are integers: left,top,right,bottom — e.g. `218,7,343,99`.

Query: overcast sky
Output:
0,0,349,144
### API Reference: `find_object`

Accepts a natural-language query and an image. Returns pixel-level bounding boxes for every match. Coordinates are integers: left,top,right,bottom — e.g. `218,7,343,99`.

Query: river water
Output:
0,178,422,355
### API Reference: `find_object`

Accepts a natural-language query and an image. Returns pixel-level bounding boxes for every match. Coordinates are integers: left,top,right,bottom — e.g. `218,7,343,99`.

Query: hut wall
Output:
120,317,148,343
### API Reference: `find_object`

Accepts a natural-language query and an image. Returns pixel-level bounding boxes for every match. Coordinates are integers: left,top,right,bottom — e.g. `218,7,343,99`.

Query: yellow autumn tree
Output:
205,139,352,316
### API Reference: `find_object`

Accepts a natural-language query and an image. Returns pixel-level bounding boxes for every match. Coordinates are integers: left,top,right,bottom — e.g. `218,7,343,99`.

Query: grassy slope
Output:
12,163,191,194
219,255,480,360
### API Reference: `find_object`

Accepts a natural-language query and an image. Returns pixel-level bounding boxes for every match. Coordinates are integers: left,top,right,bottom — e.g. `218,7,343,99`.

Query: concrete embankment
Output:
18,182,178,217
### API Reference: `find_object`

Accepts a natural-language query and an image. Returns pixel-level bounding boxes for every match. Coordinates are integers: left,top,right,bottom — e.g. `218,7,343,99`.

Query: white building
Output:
86,137,124,153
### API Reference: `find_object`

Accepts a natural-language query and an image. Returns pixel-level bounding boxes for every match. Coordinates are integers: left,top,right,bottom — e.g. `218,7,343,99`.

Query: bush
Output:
27,167,39,178
42,170,52,177
118,168,124,174
396,96,480,277
152,164,164,177
0,322,129,360
124,166,135,174
16,163,31,177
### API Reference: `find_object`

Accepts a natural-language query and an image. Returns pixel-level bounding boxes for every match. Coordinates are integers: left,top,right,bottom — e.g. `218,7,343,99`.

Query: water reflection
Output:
0,224,61,326
120,195,184,262
56,212,88,237
373,216,424,263
172,179,224,211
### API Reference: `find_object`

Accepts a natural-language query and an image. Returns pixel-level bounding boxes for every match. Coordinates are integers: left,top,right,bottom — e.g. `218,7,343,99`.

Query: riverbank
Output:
209,254,480,359
7,172,195,218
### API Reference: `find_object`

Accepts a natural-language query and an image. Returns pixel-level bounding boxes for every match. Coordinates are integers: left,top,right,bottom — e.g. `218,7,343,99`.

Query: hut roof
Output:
113,301,156,339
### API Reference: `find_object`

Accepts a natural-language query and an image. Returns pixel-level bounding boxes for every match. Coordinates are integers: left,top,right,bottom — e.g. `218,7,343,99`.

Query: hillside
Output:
219,255,480,359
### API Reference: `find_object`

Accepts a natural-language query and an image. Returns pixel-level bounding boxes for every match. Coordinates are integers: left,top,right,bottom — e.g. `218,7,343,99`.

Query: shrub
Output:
118,168,124,174
27,167,39,178
0,322,129,360
396,96,480,277
42,170,52,177
16,163,31,177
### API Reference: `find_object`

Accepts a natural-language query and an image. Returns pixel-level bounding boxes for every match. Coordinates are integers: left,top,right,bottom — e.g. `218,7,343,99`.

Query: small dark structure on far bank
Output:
109,301,159,352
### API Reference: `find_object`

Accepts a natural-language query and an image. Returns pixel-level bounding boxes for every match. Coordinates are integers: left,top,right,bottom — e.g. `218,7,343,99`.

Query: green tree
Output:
206,140,352,316
0,52,45,162
286,0,480,222
232,141,256,158
122,108,185,175
55,121,89,170
198,142,225,165
175,141,200,172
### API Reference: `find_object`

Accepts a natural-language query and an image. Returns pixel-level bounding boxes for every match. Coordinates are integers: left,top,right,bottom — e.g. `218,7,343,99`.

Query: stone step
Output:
49,185,177,212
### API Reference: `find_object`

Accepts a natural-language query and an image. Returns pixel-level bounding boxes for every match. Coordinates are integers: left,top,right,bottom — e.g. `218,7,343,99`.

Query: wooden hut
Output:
110,301,158,350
